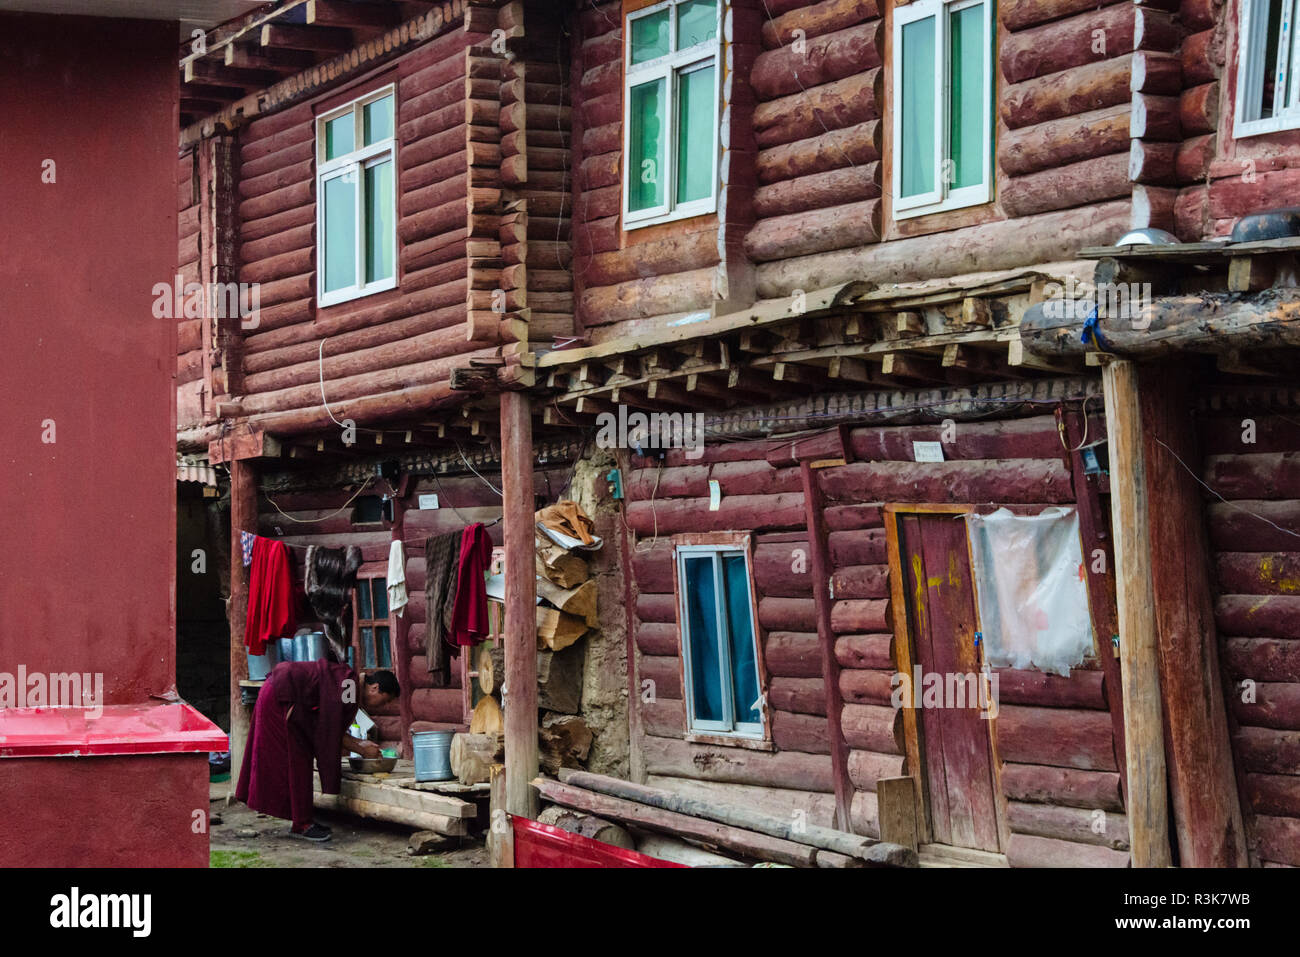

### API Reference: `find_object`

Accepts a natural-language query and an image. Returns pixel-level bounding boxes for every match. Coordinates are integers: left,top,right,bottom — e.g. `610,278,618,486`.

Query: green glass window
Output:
683,556,724,723
676,0,717,47
625,1,720,223
894,0,991,215
628,78,667,212
900,16,936,199
722,554,760,725
949,3,985,191
675,64,715,205
363,94,393,145
631,9,670,63
364,160,394,283
322,172,357,294
324,114,354,160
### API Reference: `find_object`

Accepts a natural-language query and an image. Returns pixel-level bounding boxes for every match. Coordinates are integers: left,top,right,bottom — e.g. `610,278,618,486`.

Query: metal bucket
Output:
277,637,295,663
291,631,326,662
411,730,454,782
247,641,278,681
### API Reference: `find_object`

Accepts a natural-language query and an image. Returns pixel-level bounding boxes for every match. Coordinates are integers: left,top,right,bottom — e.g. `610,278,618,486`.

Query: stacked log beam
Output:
997,0,1182,231
745,2,883,265
229,27,505,434
176,148,205,430
1200,413,1300,866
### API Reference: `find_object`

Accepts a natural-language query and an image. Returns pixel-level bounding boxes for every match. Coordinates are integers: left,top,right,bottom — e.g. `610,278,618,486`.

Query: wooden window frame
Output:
352,573,395,673
315,83,398,308
1234,0,1300,137
670,531,772,749
622,0,722,230
891,0,993,220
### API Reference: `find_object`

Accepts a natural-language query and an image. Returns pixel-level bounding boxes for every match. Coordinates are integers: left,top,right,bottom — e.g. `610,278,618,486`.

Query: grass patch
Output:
420,855,449,868
211,849,268,868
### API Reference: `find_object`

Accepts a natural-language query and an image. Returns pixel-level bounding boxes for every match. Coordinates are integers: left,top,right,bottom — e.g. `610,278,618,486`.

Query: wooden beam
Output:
1100,359,1172,867
307,0,399,28
801,460,855,832
501,391,538,818
1138,360,1248,866
260,22,354,53
224,43,317,72
227,459,257,805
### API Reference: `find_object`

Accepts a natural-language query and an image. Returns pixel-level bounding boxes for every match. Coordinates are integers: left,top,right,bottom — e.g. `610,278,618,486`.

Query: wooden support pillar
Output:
389,491,416,757
1101,359,1172,867
500,391,538,818
1138,360,1248,866
800,460,854,832
227,457,257,798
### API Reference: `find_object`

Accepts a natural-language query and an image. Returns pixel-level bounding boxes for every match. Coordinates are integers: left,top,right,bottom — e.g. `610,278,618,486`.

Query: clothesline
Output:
245,517,504,552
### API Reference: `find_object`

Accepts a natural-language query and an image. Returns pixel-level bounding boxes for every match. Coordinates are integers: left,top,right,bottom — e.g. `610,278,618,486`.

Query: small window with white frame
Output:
316,85,397,307
892,0,993,219
1235,0,1300,137
675,544,764,737
623,0,721,228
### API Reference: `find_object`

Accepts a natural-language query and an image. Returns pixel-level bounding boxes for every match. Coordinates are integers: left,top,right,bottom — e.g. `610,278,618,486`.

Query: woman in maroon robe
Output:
236,659,400,841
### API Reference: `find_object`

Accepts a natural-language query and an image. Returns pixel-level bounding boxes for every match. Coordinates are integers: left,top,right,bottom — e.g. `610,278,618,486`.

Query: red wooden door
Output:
899,513,1001,852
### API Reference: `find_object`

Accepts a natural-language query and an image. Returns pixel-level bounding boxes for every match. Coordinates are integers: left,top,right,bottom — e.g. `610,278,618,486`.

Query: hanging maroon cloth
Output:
244,537,297,656
449,522,493,646
235,659,358,829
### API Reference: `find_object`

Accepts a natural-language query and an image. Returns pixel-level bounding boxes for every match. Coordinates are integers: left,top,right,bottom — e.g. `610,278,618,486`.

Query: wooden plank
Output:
1101,358,1173,867
876,776,919,851
489,764,513,867
227,460,256,804
801,461,855,831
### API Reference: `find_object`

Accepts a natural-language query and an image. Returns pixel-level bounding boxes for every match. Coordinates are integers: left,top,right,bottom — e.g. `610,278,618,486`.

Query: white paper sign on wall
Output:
708,479,721,511
912,441,945,462
418,494,440,510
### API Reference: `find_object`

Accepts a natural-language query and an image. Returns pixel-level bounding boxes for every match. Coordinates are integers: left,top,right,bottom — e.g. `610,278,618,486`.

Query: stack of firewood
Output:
449,529,598,785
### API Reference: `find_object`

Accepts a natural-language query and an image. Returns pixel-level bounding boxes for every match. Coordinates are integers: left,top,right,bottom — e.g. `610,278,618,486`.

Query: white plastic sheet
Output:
965,506,1093,676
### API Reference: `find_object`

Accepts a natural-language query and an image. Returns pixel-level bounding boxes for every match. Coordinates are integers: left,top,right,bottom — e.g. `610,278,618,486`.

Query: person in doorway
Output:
235,660,401,842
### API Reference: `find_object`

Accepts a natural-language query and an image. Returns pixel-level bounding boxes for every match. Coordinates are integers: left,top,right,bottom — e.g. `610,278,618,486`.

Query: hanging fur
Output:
305,545,364,664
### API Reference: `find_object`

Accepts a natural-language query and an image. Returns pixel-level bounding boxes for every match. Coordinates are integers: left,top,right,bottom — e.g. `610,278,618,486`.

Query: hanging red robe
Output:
235,659,358,829
244,537,297,656
449,522,492,646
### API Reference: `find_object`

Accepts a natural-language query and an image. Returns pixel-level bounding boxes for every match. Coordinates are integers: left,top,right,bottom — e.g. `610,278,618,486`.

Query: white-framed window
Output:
1235,0,1300,137
892,0,993,219
623,0,721,229
676,544,763,737
315,85,397,308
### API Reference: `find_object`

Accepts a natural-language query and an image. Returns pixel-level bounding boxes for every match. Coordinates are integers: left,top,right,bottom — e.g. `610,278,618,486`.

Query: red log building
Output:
174,0,1300,866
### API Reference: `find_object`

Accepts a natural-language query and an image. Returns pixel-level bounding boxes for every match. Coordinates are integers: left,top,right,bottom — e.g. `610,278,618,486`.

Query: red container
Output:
512,817,688,868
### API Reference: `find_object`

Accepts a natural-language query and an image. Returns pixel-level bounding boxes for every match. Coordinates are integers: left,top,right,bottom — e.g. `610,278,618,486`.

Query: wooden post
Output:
800,460,854,832
877,776,919,852
500,391,538,818
1138,360,1248,866
489,763,514,867
227,457,257,799
1100,359,1172,867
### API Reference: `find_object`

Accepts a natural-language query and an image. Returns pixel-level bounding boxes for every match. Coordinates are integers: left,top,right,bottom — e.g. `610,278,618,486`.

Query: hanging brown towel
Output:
423,529,463,685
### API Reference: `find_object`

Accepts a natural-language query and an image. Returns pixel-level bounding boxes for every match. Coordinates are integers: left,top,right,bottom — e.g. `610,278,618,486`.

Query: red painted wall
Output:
0,14,178,704
0,754,210,867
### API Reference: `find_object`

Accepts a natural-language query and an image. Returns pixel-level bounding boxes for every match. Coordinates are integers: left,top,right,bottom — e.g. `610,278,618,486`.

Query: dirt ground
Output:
209,791,489,869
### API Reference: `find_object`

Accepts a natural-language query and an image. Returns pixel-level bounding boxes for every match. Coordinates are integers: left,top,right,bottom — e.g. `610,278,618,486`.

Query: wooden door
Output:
898,512,1001,852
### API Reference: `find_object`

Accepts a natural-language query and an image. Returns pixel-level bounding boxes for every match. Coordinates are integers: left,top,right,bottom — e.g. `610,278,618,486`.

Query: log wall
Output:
177,147,204,430
1201,408,1300,866
623,407,1130,863
1171,0,1300,238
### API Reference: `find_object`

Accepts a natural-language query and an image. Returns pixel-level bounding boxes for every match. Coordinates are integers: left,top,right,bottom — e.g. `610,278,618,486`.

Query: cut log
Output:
1180,81,1220,135
1000,152,1130,217
1129,139,1178,184
1002,0,1128,31
752,70,883,148
450,731,504,785
756,121,881,183
536,805,635,849
1020,289,1300,358
995,705,1117,770
761,0,880,48
754,164,881,218
751,21,882,98
997,105,1130,177
470,694,504,735
745,198,881,261
555,769,915,866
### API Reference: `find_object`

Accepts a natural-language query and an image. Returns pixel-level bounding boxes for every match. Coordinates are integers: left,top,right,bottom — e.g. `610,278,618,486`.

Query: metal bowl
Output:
348,756,398,773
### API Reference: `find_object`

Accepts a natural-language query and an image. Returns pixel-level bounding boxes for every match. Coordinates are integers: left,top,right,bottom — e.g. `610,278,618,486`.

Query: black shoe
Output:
289,823,332,842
